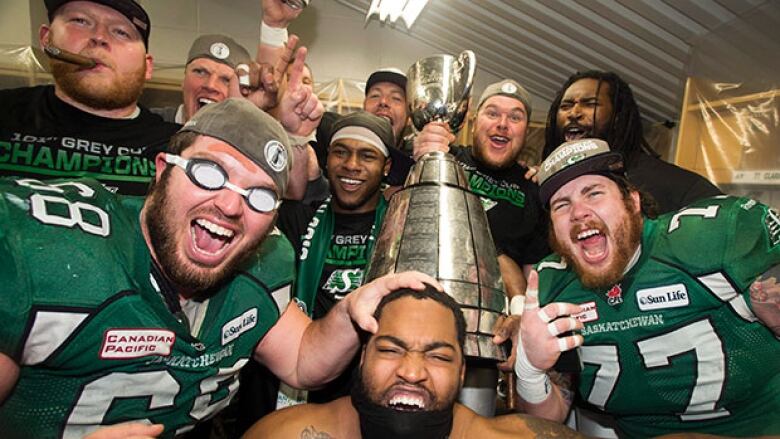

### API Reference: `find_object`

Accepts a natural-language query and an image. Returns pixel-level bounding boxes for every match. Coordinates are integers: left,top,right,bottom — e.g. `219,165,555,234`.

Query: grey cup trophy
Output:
365,50,507,363
407,50,476,133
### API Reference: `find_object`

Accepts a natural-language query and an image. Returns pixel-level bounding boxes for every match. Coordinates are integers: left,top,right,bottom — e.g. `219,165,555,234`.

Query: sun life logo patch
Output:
265,140,288,173
210,42,230,60
636,284,689,311
222,308,258,345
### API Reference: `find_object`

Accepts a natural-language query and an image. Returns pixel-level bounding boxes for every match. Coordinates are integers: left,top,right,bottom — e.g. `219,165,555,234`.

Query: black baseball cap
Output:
538,138,625,206
45,0,151,48
365,68,407,95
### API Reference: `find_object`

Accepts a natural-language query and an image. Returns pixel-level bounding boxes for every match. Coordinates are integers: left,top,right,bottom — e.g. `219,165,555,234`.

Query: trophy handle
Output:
457,50,477,95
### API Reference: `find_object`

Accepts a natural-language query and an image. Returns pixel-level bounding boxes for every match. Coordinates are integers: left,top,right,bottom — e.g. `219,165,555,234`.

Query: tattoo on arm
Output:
520,415,582,438
300,425,335,439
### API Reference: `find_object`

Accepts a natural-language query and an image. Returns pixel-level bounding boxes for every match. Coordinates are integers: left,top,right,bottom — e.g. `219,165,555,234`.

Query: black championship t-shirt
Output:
313,210,375,318
0,86,180,195
277,201,375,318
450,145,550,266
627,152,722,215
276,201,375,403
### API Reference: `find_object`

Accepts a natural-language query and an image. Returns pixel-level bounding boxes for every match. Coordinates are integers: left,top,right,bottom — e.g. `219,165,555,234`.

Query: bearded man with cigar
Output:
0,0,179,195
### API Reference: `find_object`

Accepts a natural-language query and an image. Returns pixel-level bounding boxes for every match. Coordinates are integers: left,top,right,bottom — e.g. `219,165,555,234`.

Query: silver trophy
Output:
365,51,506,362
407,50,476,133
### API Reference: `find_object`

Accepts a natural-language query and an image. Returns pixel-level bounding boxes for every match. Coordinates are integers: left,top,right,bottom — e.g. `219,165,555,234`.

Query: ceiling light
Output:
366,0,430,28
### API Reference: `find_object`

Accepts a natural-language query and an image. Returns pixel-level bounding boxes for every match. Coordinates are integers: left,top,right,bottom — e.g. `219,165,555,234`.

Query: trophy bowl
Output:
406,50,476,133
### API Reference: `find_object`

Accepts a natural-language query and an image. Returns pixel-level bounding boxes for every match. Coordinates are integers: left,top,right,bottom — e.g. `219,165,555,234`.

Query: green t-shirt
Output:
537,196,780,438
0,177,295,438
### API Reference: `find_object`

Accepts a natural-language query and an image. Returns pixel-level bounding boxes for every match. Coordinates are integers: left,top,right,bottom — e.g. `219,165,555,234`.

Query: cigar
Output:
44,45,96,68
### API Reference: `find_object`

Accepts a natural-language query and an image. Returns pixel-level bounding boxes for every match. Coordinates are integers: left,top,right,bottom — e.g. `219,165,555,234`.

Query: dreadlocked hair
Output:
543,70,652,167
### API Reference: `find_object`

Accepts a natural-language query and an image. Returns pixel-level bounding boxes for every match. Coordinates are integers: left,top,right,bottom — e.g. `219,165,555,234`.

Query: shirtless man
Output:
244,285,583,439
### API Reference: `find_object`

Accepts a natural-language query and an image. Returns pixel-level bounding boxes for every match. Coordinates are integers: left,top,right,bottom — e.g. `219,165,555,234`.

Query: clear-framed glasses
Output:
164,153,279,213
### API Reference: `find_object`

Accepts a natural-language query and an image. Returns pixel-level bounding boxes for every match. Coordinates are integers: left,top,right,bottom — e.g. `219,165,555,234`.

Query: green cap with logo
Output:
180,98,292,197
477,79,532,120
187,34,252,69
538,138,624,206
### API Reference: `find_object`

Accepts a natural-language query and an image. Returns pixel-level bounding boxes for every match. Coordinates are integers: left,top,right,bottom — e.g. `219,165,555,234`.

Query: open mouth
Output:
563,125,589,142
374,111,394,127
338,176,364,191
190,218,235,259
387,395,426,412
489,135,510,147
197,97,217,111
574,227,608,263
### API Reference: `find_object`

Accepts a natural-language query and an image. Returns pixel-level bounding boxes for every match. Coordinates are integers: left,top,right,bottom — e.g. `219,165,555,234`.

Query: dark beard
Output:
144,173,265,295
52,60,145,111
350,375,454,439
550,197,643,290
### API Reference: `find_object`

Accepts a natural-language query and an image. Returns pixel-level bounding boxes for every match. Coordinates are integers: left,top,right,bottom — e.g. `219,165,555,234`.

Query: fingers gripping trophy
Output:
365,51,508,416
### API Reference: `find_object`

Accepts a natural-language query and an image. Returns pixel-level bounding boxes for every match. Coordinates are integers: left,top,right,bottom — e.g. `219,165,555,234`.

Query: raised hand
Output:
229,35,301,110
276,45,323,137
519,270,583,371
262,0,305,28
346,271,442,334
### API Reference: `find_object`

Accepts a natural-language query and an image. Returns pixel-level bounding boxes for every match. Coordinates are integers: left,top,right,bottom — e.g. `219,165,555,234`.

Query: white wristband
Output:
261,21,289,47
514,337,551,404
509,295,525,316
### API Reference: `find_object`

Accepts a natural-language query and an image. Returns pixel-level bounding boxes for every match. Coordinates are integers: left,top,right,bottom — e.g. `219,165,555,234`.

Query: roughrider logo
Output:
101,329,175,359
323,268,364,296
222,308,258,345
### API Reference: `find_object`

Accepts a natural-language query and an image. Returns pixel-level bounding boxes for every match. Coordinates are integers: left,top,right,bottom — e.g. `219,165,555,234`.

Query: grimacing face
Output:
40,1,151,111
327,138,390,214
549,174,643,290
556,78,614,144
182,58,235,121
472,95,528,170
144,136,277,295
359,296,465,412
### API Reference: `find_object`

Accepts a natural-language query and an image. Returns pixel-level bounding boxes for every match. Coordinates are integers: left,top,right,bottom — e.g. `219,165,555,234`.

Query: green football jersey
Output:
0,177,295,438
537,196,780,438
